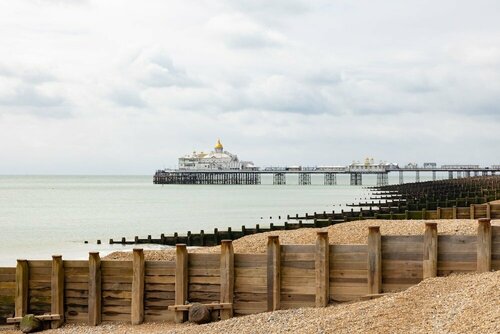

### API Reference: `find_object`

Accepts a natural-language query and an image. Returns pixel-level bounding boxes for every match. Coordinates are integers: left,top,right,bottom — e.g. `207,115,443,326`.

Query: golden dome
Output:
214,139,223,150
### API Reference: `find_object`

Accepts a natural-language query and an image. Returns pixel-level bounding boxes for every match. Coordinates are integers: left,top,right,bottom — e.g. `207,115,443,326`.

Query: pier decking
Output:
154,166,500,186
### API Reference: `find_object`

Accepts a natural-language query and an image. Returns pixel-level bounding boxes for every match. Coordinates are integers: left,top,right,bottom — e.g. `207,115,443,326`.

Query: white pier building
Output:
178,139,256,170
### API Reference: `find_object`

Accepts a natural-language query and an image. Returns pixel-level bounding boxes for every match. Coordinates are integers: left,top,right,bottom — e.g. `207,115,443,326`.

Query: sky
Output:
0,0,499,174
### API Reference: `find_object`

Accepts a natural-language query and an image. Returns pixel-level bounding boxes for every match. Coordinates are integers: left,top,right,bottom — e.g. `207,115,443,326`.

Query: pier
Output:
154,166,500,186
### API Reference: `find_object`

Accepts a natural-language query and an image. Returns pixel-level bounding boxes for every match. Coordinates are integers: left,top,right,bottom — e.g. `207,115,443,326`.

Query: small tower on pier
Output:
215,139,223,153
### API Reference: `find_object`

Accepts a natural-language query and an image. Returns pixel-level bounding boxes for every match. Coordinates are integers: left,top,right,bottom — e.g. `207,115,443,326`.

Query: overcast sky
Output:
0,0,499,174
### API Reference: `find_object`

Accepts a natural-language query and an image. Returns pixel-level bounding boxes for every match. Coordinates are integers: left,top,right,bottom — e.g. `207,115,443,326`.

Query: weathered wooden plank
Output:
64,275,88,283
381,235,424,243
15,260,28,318
65,282,88,291
330,269,368,279
281,252,315,262
101,276,133,284
0,268,16,275
65,290,88,298
174,245,188,323
438,253,476,262
233,292,267,302
330,245,368,253
267,236,280,311
330,261,367,270
188,268,220,277
188,276,220,285
220,240,234,320
234,254,267,264
63,261,88,268
235,277,267,286
234,285,268,294
131,249,145,325
477,219,492,272
281,285,315,295
88,252,101,326
145,284,175,292
281,261,315,269
367,226,381,295
27,261,52,268
102,283,132,291
330,253,367,262
51,255,64,328
145,261,175,268
145,276,175,284
234,268,266,277
100,261,133,269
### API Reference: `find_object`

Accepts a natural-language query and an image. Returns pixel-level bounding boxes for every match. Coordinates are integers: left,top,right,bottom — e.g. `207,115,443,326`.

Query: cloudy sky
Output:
1,0,499,174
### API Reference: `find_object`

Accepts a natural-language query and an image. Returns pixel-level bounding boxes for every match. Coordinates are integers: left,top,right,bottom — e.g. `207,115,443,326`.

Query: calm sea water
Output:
0,173,443,266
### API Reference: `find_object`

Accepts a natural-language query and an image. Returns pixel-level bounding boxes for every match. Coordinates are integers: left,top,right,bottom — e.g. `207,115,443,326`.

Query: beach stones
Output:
188,303,211,324
19,314,42,333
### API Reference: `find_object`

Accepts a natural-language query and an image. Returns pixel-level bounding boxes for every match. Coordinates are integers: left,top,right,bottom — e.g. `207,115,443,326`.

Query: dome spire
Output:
215,138,223,152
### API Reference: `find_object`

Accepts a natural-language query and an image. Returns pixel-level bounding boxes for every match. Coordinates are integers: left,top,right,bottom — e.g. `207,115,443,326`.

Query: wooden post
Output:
174,244,188,323
220,240,234,320
131,249,145,325
88,252,101,326
367,226,381,294
267,236,280,311
15,260,28,318
452,206,457,219
486,203,491,219
477,218,492,273
436,207,441,219
423,223,438,279
315,232,329,307
51,255,64,328
470,204,475,219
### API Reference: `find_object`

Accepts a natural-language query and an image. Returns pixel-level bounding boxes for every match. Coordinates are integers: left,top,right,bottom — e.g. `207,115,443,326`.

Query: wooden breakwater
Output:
107,176,500,246
1,219,498,326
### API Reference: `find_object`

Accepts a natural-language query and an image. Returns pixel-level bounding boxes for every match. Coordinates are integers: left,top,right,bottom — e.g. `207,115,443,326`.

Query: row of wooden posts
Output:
12,218,495,327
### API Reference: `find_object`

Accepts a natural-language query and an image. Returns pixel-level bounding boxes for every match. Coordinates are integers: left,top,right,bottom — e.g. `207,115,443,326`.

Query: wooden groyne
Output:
1,220,498,326
106,176,500,246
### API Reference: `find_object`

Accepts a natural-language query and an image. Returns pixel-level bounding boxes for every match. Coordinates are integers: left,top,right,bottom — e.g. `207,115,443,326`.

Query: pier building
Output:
155,143,500,186
178,139,256,171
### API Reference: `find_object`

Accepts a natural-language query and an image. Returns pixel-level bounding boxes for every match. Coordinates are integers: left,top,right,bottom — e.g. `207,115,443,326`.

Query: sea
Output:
0,173,444,266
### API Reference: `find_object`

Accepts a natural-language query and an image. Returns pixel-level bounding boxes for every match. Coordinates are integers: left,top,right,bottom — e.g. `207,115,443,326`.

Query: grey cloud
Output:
131,51,199,88
0,85,65,108
109,88,147,108
225,0,312,16
225,33,283,49
0,64,57,84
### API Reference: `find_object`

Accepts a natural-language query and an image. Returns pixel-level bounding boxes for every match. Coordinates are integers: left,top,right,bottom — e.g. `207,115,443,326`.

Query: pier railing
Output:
1,219,498,326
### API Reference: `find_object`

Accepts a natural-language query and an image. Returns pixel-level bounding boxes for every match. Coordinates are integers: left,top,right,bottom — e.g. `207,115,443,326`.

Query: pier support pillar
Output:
298,173,311,185
415,171,420,183
399,171,404,184
273,173,286,185
448,171,453,179
376,173,388,186
324,173,337,185
350,173,362,186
